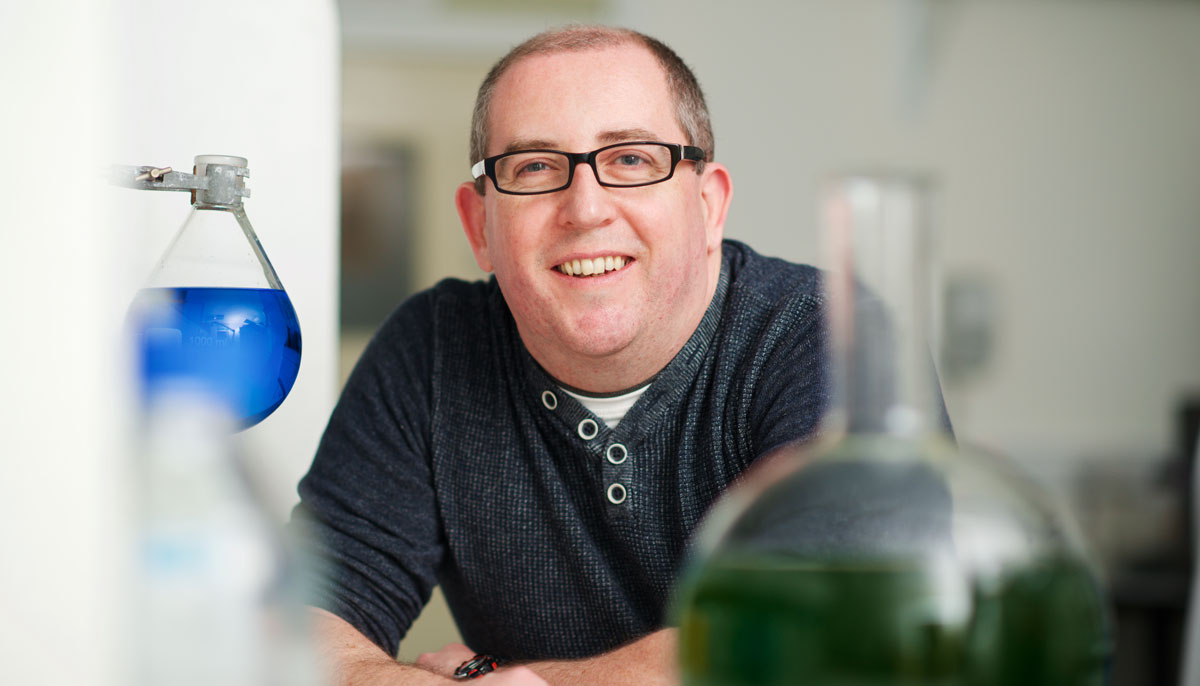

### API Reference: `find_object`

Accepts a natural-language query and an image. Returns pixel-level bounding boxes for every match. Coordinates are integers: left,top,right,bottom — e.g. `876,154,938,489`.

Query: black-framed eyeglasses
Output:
471,141,705,195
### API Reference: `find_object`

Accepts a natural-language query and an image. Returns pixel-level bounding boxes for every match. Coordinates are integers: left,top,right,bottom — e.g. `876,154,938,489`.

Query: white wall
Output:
0,4,120,684
0,3,339,684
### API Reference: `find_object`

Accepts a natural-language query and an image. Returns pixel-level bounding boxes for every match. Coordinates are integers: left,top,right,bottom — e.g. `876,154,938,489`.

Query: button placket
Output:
545,389,629,510
602,441,631,509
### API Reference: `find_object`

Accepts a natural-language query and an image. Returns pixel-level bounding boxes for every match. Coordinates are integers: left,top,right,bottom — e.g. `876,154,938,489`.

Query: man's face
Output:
458,44,731,391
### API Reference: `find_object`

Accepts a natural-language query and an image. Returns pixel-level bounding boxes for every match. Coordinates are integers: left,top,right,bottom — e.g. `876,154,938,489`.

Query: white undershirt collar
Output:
559,383,651,429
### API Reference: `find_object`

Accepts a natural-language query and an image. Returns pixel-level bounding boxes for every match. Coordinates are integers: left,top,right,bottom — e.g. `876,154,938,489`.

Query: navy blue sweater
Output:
291,240,829,659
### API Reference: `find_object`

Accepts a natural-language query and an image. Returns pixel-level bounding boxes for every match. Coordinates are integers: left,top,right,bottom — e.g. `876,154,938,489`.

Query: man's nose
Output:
556,161,616,229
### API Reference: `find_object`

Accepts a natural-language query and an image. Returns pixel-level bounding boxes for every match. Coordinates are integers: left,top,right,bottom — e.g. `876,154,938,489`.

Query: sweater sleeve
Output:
746,278,952,460
288,290,442,657
746,290,831,461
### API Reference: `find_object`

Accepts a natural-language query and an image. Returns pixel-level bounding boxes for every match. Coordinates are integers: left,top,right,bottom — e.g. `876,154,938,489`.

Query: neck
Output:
541,345,676,395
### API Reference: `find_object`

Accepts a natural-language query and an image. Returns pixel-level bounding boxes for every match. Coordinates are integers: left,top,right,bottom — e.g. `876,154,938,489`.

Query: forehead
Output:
486,44,683,154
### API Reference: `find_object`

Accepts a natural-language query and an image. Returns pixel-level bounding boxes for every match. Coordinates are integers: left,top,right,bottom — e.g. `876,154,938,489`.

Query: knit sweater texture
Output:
291,240,830,659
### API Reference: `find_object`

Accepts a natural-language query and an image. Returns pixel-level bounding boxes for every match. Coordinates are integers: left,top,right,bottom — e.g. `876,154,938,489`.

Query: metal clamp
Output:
110,165,209,192
110,158,251,206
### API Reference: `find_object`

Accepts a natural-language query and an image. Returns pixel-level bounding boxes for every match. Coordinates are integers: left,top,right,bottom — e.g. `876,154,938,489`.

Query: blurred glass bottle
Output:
674,174,1110,685
127,155,301,430
132,388,324,686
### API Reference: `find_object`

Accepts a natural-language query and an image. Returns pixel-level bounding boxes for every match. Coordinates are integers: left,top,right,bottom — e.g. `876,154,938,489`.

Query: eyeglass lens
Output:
495,143,675,193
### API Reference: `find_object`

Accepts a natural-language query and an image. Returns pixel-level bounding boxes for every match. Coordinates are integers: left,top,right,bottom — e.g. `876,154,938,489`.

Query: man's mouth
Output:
555,255,630,277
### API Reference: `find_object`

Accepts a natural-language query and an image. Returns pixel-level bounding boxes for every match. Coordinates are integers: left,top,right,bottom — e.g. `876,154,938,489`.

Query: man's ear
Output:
455,182,493,272
699,162,733,252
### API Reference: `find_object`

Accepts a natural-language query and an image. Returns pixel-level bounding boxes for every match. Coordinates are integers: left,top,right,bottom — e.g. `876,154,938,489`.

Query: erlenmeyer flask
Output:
673,174,1110,685
128,155,301,430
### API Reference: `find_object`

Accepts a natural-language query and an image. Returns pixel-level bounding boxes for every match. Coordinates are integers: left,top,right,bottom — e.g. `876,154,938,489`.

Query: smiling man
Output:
293,26,828,685
457,41,727,396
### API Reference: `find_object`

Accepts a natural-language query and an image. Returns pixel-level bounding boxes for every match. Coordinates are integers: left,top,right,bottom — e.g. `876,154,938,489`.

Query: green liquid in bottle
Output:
678,554,1109,686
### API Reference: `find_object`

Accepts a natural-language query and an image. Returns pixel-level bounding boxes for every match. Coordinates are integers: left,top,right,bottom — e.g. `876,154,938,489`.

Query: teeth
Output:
557,255,629,277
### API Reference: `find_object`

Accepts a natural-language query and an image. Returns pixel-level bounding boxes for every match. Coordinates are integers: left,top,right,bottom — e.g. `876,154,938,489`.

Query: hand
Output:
415,642,476,676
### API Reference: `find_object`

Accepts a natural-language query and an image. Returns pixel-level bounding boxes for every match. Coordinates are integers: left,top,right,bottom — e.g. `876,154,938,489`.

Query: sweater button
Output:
577,418,599,440
606,443,628,465
541,390,558,410
607,483,627,505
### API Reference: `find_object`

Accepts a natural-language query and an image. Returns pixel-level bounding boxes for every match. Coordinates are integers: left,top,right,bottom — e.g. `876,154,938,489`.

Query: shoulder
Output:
428,275,498,304
721,239,824,312
375,276,499,337
353,276,501,378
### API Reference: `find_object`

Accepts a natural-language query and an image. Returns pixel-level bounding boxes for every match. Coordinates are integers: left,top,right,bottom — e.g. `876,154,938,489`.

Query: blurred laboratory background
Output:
2,1,1198,685
336,3,1200,682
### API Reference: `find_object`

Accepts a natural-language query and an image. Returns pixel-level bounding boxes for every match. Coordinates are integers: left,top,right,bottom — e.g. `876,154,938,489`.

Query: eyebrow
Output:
500,128,664,155
597,128,661,145
502,138,558,154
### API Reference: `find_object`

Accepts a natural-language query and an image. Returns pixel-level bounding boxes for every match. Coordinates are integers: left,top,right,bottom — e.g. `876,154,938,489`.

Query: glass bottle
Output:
131,388,323,686
673,174,1110,685
127,155,301,430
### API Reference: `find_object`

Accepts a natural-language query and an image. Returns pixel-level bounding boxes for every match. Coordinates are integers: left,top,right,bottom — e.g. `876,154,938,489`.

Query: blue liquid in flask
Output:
131,287,302,429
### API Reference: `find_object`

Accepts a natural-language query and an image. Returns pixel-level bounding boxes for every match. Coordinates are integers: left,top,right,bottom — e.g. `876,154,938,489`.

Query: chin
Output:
556,324,637,360
568,336,635,360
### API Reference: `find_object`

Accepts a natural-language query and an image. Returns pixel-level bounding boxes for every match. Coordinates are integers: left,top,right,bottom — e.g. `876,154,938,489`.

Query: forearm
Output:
522,628,679,686
312,607,455,686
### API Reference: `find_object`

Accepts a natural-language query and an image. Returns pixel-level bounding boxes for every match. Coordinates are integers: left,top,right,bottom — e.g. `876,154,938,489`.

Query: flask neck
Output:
824,175,942,438
144,203,284,291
